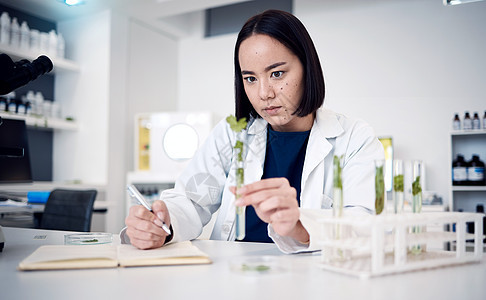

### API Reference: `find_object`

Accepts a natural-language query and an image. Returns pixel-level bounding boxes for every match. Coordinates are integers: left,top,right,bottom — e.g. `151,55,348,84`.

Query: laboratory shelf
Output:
449,128,486,212
0,112,78,131
0,43,80,73
450,129,486,136
451,186,486,192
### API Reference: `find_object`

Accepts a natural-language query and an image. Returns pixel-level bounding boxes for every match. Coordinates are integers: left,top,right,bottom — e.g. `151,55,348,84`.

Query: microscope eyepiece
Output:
0,54,53,95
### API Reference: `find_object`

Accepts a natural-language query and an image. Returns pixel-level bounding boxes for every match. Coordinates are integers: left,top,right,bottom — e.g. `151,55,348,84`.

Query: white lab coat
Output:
158,107,385,254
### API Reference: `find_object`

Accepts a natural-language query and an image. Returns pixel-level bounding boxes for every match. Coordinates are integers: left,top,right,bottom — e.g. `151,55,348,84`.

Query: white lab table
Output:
0,227,485,300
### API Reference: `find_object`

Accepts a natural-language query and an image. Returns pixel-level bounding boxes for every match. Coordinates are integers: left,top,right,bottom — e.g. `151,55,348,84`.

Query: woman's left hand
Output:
231,177,309,243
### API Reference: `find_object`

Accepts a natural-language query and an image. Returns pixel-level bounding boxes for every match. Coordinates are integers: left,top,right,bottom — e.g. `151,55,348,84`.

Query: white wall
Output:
178,11,236,122
116,19,178,229
55,11,179,231
55,11,127,232
55,11,111,184
126,21,179,171
177,0,486,204
296,0,486,203
106,11,130,233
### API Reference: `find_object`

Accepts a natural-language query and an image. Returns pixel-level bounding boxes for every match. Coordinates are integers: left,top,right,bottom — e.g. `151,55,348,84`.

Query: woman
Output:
123,10,384,253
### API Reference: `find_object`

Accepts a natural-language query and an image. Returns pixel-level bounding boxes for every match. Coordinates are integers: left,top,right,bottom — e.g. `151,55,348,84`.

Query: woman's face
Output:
238,34,313,132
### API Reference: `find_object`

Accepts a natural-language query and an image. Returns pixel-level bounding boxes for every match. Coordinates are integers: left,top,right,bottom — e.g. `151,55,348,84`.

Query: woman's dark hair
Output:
234,9,325,120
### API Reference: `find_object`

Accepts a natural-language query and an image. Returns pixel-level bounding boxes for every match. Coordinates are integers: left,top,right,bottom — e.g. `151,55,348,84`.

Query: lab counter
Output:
0,227,485,300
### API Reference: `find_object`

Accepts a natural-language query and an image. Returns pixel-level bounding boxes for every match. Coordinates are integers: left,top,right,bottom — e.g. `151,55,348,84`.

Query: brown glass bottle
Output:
453,113,461,130
472,112,480,130
467,155,485,186
452,154,468,186
483,111,486,130
463,112,472,130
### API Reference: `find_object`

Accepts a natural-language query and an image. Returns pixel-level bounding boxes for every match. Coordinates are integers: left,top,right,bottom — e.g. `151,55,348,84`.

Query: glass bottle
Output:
472,112,480,130
17,99,26,115
0,12,11,45
19,21,30,50
463,112,472,130
452,113,461,131
467,155,485,186
10,17,20,48
393,159,404,214
57,33,65,59
375,159,385,215
0,96,6,112
452,154,468,186
483,111,486,130
7,98,17,113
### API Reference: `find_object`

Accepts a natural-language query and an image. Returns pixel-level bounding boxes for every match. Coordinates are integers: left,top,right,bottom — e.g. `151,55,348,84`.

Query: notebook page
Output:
18,245,118,270
117,241,211,266
117,241,208,260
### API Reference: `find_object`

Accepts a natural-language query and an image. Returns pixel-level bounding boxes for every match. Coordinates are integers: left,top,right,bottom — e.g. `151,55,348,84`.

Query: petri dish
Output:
64,233,113,245
229,256,287,275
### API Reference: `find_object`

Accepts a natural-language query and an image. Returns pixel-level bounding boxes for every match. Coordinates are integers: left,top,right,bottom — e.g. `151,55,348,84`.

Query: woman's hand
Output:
125,200,171,249
231,178,309,244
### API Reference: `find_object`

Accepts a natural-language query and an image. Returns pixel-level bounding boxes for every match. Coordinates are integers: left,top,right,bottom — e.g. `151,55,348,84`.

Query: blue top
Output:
242,125,311,243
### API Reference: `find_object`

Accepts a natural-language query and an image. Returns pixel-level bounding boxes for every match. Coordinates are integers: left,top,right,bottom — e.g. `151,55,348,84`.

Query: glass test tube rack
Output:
311,211,484,279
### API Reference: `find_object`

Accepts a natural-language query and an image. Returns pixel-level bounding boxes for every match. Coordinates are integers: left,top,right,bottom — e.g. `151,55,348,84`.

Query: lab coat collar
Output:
247,116,267,135
314,108,345,138
301,108,344,196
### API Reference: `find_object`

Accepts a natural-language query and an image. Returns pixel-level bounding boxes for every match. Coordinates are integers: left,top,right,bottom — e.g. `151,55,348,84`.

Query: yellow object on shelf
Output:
137,116,150,171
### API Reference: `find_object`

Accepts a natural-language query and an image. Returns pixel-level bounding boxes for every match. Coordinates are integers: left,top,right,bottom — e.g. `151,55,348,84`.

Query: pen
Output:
126,184,171,235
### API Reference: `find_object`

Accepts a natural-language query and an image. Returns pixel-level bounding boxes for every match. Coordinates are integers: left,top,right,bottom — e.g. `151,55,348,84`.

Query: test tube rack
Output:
314,211,484,279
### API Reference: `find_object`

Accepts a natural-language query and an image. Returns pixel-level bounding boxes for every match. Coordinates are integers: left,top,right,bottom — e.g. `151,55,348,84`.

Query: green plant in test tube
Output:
226,115,247,241
375,160,385,215
393,159,404,214
393,175,404,192
333,155,343,218
331,155,345,260
411,160,423,254
412,177,422,213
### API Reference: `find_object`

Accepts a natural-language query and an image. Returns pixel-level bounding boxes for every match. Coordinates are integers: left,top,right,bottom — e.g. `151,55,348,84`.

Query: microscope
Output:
0,53,53,95
0,53,53,252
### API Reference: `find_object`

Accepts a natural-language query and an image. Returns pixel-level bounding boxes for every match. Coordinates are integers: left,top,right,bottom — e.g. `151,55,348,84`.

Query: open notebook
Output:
18,241,211,271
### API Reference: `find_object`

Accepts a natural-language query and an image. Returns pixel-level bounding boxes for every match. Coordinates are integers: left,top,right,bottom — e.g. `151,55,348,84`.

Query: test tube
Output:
234,134,245,240
412,160,423,214
410,160,423,254
333,155,343,218
375,159,386,215
393,159,404,214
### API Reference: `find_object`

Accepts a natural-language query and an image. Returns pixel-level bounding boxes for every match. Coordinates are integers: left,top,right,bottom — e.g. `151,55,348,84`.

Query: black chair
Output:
40,189,97,232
